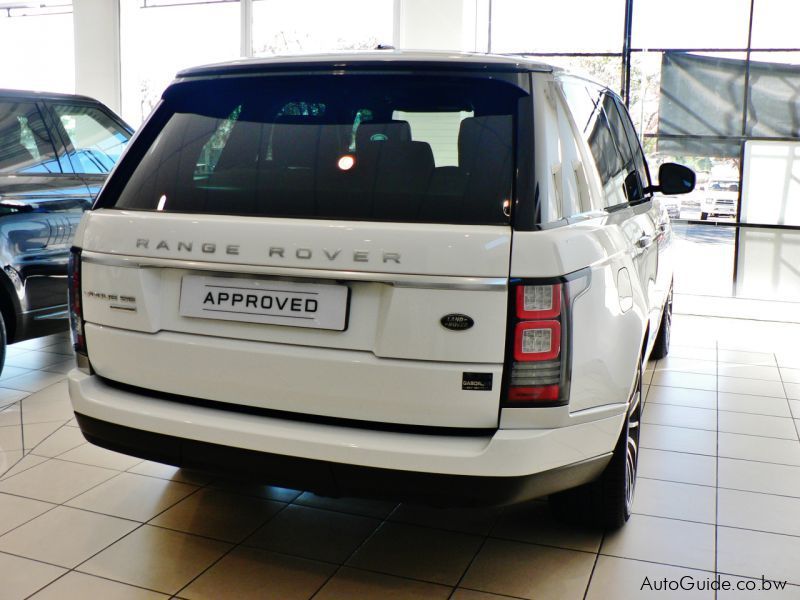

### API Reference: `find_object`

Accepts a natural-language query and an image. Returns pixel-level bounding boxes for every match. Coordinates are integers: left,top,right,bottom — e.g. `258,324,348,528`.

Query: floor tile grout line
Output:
712,522,800,541
22,571,76,599
645,400,794,419
169,499,296,598
306,502,409,600
3,380,72,465
0,453,116,486
638,444,800,468
444,505,508,599
289,494,395,522
647,400,796,421
655,370,784,383
0,542,173,598
714,340,720,600
445,535,489,599
638,475,800,500
147,494,613,564
29,450,144,474
596,550,800,586
0,458,53,485
595,551,716,579
0,548,75,583
23,561,172,599
642,421,799,441
147,513,287,548
581,528,605,600
0,466,130,545
56,484,213,597
630,510,715,527
776,359,800,443
0,443,187,553
602,508,800,540
649,381,785,398
452,586,530,600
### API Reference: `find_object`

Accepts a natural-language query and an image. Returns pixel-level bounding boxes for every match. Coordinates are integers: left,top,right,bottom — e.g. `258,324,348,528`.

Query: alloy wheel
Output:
624,368,642,513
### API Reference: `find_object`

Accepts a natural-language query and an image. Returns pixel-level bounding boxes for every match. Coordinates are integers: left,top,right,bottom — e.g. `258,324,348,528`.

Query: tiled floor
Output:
2,318,800,599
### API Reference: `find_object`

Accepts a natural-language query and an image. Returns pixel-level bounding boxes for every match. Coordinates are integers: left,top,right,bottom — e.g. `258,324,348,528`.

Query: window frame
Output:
0,97,63,176
42,99,133,176
611,95,652,198
559,75,653,211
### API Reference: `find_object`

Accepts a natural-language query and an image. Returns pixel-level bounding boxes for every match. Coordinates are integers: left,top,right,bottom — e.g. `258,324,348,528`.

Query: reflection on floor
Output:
672,222,735,298
1,321,800,599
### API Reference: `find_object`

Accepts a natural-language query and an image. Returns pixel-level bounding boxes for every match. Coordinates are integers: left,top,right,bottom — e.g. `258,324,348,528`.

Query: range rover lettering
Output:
67,52,694,528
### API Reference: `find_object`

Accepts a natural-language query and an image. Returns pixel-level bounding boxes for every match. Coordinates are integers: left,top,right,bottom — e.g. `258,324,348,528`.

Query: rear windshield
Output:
111,74,524,225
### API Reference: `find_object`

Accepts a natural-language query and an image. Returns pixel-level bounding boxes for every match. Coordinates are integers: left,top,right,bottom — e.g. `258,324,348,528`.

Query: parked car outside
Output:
67,52,694,528
662,195,681,219
0,89,132,369
701,178,739,220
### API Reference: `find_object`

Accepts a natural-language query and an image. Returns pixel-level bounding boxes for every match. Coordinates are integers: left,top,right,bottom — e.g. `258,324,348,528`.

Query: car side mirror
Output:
647,162,696,195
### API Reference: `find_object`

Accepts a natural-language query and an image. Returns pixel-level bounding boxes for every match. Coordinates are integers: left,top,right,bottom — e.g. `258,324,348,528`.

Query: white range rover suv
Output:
67,52,695,528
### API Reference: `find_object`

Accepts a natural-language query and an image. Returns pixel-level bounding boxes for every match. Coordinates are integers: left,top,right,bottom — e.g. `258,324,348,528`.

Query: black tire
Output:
650,285,672,360
700,212,708,220
549,362,642,529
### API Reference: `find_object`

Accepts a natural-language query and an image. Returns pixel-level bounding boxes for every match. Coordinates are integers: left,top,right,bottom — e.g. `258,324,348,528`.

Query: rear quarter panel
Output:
510,216,648,414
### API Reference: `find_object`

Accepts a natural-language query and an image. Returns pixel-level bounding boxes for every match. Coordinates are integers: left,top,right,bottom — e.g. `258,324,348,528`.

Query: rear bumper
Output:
75,412,610,506
69,370,622,505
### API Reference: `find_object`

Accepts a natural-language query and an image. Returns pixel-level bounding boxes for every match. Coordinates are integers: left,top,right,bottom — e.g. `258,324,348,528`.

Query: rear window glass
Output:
111,75,524,225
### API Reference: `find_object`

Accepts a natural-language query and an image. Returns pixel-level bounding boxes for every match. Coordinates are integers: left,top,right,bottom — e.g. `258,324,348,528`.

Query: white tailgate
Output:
78,210,511,428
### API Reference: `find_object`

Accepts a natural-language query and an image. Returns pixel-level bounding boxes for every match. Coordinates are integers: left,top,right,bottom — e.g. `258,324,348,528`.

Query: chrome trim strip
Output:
80,251,508,291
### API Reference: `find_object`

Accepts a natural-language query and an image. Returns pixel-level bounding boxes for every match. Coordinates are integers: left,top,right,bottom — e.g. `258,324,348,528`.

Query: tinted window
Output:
562,80,646,206
602,93,646,202
611,97,650,197
110,75,524,225
52,104,131,174
562,81,625,205
0,101,60,174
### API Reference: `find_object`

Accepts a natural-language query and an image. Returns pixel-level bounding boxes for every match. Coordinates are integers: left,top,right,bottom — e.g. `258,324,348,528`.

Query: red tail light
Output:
68,247,89,371
516,284,561,319
505,282,566,406
514,320,561,362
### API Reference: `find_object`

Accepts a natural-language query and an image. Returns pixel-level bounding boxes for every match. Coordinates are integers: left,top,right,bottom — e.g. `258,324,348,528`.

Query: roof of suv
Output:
0,88,99,103
177,50,556,79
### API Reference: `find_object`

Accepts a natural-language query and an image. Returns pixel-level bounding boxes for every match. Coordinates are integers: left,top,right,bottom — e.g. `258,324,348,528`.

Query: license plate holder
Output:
179,275,349,331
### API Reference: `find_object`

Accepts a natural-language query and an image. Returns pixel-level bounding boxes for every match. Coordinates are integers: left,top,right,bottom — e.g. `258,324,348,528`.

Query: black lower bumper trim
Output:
74,413,611,507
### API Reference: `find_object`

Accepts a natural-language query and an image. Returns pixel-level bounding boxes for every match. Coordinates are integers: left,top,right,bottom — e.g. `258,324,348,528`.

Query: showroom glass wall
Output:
119,0,393,126
0,1,74,94
9,0,796,301
492,0,800,301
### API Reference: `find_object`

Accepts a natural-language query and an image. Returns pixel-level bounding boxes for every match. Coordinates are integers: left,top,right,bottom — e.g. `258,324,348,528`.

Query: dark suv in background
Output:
0,89,132,368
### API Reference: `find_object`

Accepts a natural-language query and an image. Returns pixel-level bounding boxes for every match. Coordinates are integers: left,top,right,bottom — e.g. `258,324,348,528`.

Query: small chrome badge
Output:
441,314,474,331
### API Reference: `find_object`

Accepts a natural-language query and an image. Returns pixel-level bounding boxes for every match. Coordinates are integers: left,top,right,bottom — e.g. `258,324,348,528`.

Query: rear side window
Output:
51,104,131,174
0,101,60,174
561,80,633,207
612,97,650,194
110,75,525,225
